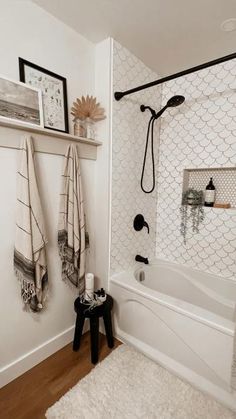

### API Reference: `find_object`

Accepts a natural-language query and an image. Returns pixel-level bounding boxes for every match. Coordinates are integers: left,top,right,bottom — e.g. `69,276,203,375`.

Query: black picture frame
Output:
19,58,69,133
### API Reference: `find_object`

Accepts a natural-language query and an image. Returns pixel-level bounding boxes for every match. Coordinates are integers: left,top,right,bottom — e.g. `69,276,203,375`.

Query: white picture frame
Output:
0,74,44,128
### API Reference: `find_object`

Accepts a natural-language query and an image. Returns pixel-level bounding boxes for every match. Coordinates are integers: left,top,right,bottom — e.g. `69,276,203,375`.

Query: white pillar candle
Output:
85,273,94,300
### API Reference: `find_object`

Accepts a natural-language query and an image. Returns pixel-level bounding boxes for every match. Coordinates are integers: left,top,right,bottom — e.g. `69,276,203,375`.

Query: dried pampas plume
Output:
71,95,106,122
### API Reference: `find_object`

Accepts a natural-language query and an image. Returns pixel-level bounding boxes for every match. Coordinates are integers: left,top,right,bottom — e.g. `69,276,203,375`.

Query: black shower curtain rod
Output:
114,52,236,101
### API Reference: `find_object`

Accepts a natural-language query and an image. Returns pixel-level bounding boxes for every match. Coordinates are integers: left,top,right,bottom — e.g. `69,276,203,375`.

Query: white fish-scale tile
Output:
112,42,236,281
156,60,236,279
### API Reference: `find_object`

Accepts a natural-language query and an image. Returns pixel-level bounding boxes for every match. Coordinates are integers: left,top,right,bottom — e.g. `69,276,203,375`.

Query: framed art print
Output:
19,58,69,133
0,74,43,127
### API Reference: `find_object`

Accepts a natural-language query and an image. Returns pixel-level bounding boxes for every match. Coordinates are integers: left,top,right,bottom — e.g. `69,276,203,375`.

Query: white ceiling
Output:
31,0,236,76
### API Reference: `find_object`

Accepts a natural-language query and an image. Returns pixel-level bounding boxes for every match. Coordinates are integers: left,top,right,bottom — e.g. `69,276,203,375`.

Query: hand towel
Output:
58,144,86,294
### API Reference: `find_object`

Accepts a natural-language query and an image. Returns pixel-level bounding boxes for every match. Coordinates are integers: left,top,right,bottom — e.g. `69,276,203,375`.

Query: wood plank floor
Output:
0,333,121,419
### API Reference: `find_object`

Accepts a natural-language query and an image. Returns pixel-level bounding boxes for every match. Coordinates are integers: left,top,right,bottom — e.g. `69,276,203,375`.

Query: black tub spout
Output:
135,255,149,264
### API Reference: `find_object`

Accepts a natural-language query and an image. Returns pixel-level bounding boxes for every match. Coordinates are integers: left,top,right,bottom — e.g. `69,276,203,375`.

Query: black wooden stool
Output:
73,294,114,364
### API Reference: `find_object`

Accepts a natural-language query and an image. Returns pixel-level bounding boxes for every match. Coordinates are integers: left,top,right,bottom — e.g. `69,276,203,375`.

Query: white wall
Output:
0,1,97,387
94,38,113,289
0,0,95,133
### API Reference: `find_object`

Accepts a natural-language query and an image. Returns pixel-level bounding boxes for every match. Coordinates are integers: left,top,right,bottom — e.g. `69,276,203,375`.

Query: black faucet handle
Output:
133,214,150,234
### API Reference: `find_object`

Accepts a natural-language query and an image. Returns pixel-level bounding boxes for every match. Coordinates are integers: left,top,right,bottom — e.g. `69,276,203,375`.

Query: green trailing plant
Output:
180,188,204,244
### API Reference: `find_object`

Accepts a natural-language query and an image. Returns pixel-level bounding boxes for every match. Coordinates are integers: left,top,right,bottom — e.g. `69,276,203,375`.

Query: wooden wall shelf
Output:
0,117,102,160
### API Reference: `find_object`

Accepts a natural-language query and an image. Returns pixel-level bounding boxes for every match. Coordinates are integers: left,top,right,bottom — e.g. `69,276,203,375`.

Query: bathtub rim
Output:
110,267,235,337
134,261,236,310
146,258,236,287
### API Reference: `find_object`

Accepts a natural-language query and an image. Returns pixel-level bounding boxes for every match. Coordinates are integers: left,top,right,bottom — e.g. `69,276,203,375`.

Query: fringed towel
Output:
14,137,48,312
58,144,86,294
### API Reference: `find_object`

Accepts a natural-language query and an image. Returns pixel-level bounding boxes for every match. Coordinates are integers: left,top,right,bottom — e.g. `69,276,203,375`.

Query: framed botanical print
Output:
19,58,69,133
0,74,43,127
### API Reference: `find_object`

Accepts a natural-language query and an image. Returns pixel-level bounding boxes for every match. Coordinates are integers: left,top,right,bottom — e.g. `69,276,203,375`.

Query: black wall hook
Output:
133,214,150,234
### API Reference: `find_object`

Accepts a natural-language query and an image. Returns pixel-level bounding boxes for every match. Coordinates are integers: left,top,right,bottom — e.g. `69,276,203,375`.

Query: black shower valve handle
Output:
143,220,150,234
133,214,150,234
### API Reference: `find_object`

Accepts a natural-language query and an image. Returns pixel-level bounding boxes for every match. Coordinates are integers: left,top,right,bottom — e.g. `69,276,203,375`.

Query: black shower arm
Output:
141,104,168,119
140,105,156,117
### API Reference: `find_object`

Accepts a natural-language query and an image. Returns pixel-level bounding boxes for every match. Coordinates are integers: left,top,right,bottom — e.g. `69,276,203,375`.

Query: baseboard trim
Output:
0,324,81,388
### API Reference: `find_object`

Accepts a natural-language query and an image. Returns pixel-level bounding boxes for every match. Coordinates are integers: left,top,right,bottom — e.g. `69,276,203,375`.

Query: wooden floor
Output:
0,333,121,419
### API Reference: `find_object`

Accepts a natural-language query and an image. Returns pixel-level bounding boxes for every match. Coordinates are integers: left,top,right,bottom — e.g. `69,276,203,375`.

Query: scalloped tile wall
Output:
156,59,236,280
111,42,236,281
111,41,161,274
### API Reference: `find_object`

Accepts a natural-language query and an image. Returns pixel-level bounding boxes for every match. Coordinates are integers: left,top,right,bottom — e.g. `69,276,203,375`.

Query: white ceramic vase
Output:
85,118,96,140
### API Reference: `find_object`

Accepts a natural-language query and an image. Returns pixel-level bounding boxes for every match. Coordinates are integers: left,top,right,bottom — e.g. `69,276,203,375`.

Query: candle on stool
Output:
85,273,94,301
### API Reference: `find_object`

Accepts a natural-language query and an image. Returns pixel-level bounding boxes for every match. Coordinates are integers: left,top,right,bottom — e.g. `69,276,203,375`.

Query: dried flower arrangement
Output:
71,95,106,139
71,95,106,122
180,188,204,244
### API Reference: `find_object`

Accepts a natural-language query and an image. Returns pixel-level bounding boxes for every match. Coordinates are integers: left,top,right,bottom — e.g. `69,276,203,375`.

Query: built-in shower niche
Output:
182,167,236,209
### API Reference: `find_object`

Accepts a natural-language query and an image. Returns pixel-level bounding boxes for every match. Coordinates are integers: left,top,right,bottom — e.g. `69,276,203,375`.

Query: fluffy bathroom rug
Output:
46,345,235,419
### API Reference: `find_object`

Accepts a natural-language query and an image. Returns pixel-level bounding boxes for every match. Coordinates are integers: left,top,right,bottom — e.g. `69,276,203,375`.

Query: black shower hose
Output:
140,115,156,194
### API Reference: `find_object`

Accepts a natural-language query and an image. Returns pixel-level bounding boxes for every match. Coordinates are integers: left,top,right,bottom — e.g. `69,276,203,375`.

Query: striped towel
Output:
58,144,86,294
14,137,48,312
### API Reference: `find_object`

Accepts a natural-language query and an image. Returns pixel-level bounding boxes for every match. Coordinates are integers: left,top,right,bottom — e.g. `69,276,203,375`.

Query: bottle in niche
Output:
204,177,215,207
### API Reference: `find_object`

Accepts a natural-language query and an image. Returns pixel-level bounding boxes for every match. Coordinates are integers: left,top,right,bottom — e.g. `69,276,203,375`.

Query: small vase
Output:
85,118,96,140
74,118,86,137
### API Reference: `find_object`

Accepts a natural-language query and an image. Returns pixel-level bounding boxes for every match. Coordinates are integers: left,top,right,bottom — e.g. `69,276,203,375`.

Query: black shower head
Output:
140,95,185,120
166,95,185,108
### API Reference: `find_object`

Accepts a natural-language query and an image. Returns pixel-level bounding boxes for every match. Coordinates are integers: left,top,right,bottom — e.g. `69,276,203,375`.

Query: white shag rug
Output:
46,345,236,419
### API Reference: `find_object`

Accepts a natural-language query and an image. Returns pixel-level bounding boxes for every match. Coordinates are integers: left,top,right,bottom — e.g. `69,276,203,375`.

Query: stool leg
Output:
90,316,99,364
73,313,85,351
103,310,114,348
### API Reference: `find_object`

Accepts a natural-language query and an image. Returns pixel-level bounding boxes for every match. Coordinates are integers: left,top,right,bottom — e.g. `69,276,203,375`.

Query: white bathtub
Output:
110,259,236,410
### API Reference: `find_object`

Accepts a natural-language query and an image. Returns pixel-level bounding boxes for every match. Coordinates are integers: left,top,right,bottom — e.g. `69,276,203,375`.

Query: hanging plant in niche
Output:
180,188,204,244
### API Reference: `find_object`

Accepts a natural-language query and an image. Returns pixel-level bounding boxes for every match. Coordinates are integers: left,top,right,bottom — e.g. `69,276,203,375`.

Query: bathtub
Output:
109,259,236,410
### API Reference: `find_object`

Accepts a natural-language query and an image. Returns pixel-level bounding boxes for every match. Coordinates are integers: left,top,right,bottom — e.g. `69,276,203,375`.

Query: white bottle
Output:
85,273,94,301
